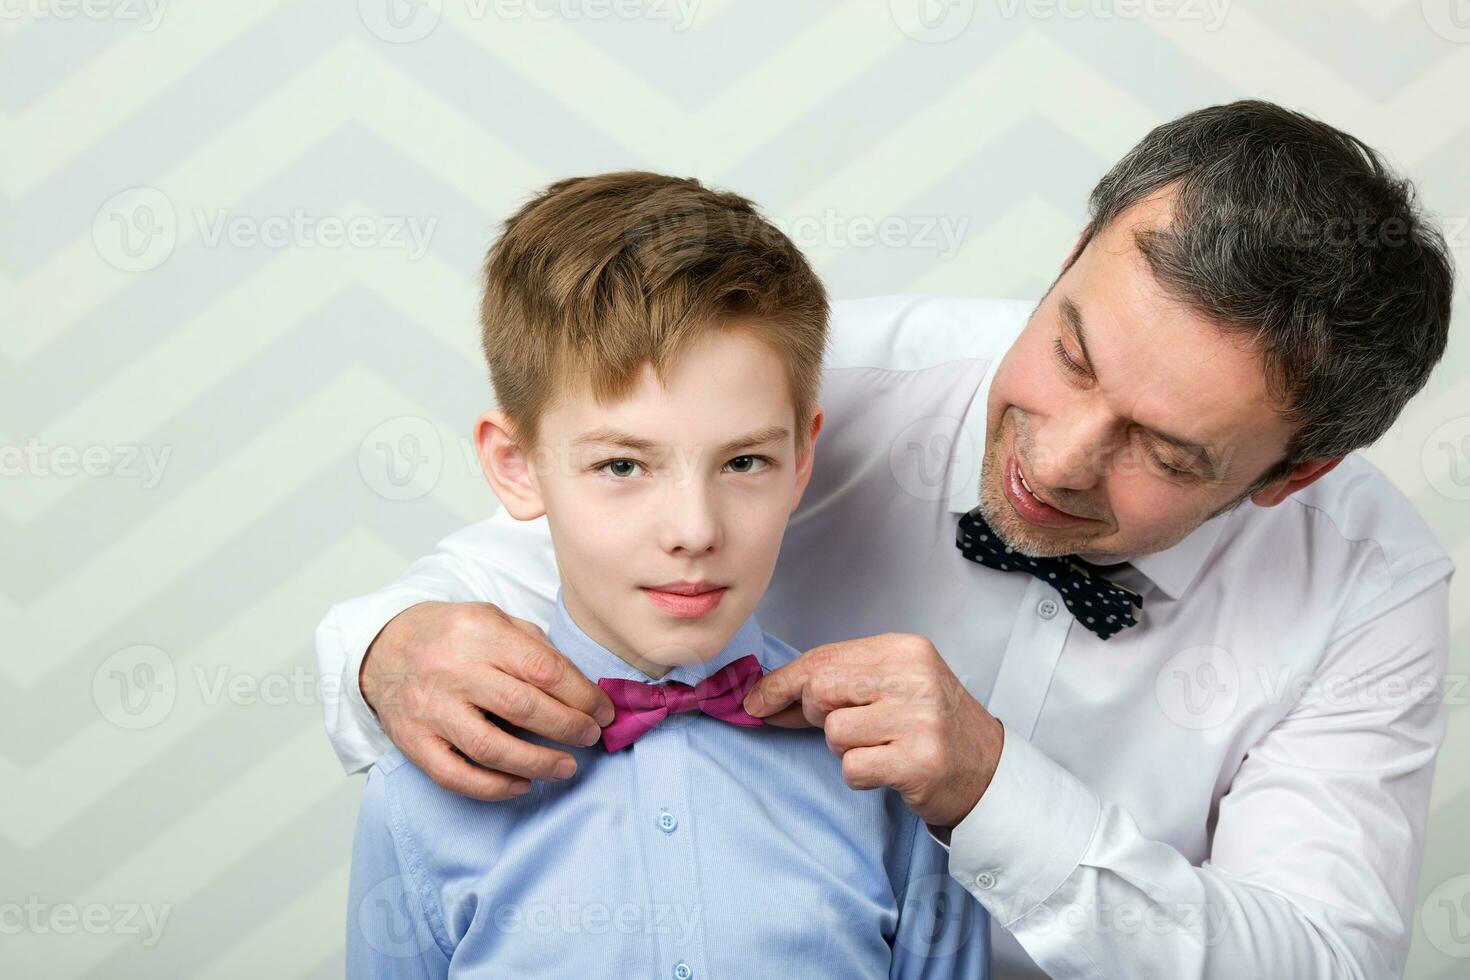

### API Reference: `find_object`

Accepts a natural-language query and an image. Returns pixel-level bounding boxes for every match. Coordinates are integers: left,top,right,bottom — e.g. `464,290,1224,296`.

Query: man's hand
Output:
743,633,1005,829
360,601,615,801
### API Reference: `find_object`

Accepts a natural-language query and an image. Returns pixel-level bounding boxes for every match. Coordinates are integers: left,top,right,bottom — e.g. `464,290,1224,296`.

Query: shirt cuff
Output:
321,589,440,774
943,726,1102,927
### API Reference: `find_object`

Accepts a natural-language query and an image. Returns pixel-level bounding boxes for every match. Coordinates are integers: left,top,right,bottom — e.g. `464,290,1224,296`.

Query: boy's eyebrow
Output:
571,424,791,457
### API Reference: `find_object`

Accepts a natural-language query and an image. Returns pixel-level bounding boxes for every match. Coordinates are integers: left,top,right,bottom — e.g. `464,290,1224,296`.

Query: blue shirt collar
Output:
547,588,771,686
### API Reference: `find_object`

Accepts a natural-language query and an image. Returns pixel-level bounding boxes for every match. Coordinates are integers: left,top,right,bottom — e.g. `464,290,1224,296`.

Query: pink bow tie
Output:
596,655,765,752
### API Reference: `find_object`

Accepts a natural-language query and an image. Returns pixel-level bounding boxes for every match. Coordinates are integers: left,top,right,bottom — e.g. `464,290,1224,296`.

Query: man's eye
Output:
1147,445,1195,479
724,455,771,474
598,459,645,479
1052,337,1090,378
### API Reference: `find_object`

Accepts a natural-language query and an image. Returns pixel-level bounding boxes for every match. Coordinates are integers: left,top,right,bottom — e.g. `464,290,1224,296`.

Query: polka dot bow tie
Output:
955,507,1143,641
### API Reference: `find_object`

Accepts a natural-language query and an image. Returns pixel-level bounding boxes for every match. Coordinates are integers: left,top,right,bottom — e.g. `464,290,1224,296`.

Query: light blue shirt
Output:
347,590,989,978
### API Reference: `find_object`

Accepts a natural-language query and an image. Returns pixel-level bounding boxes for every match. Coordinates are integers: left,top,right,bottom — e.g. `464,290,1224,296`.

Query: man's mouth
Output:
1003,454,1091,528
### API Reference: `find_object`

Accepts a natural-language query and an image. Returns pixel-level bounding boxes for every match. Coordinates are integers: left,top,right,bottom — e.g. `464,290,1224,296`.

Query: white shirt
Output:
315,295,1453,979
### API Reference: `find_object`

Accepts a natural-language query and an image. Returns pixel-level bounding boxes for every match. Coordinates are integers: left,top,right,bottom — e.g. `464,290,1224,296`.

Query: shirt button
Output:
673,961,693,979
1037,599,1059,620
974,870,997,890
657,809,678,834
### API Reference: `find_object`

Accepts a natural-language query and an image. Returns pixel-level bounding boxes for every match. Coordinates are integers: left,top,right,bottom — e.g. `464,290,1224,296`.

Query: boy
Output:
346,172,989,977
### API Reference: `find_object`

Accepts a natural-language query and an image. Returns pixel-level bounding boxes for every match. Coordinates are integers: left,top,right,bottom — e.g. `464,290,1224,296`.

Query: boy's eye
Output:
724,455,770,474
598,459,645,479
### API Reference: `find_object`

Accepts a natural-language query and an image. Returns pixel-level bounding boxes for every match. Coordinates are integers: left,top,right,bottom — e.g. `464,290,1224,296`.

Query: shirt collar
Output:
547,588,771,686
942,328,1229,602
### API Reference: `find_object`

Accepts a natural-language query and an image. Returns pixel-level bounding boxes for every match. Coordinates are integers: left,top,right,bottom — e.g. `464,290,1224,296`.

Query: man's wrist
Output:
944,730,1101,926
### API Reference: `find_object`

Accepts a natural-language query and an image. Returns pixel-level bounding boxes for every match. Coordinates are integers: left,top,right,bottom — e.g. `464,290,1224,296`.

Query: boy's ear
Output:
474,409,546,520
790,405,824,511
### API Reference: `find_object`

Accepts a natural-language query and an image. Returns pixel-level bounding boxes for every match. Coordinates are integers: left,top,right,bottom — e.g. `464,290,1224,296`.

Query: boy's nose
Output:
658,488,721,555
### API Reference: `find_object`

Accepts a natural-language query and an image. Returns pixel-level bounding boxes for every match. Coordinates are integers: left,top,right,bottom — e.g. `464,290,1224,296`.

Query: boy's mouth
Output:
640,580,728,619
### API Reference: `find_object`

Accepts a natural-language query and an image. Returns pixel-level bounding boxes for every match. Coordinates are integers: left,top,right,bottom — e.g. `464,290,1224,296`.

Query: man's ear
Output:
474,409,546,520
1249,457,1344,508
790,406,824,512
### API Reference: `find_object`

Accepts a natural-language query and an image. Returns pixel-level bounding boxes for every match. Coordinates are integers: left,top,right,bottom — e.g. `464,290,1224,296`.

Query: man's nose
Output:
1028,409,1116,492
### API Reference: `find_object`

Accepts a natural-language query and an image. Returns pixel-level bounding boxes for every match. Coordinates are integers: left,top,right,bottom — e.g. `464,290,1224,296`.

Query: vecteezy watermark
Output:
889,415,977,503
0,898,171,948
0,0,169,29
1422,0,1470,43
1154,642,1466,732
1154,644,1241,730
192,664,343,709
92,646,351,729
92,187,439,272
1008,895,1242,946
889,0,976,43
193,208,437,261
769,209,971,262
995,0,1231,29
1422,873,1470,958
92,187,178,273
1422,415,1470,502
0,439,171,489
359,416,445,501
356,0,700,43
358,875,439,958
491,898,703,942
93,645,177,731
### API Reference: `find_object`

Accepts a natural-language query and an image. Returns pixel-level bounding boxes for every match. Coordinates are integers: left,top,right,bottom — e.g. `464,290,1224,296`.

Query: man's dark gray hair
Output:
1071,99,1454,489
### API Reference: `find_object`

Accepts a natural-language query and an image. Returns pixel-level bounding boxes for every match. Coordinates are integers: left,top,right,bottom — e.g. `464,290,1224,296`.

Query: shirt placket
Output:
633,716,710,980
987,577,1073,740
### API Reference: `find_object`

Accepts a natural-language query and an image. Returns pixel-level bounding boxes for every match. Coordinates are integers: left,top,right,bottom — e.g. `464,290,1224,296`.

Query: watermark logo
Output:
890,0,975,43
93,186,439,271
92,645,177,730
93,187,178,273
359,416,444,501
1422,0,1470,42
1154,644,1239,730
358,0,442,42
358,875,439,957
1422,415,1470,501
890,416,975,502
1422,873,1470,958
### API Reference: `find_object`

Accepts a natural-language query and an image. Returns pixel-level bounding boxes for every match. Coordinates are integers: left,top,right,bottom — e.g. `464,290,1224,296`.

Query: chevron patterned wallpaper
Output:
4,1,1469,977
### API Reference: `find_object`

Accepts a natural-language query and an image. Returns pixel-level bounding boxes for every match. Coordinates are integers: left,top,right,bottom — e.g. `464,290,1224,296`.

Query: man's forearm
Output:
944,732,1411,978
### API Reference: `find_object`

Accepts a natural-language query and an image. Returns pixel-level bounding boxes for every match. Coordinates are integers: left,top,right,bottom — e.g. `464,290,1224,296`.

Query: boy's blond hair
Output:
480,171,829,455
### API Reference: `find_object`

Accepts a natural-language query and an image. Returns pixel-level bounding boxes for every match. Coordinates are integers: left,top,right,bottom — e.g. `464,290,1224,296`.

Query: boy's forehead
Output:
544,328,800,446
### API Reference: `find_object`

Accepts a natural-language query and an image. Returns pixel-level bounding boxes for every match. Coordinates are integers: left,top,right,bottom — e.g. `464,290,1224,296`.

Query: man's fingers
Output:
443,707,582,782
744,641,888,718
823,704,896,754
469,672,603,748
840,744,898,792
757,704,813,729
406,734,534,802
499,634,616,728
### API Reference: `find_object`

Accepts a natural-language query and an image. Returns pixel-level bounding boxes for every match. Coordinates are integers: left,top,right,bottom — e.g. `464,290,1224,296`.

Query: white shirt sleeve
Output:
313,508,559,774
941,578,1450,979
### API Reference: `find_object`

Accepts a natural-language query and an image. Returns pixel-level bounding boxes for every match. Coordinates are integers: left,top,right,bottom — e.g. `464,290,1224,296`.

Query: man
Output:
315,100,1455,977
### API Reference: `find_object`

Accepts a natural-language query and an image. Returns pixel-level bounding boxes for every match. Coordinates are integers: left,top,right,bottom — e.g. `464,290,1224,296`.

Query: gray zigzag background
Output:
4,0,1469,976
